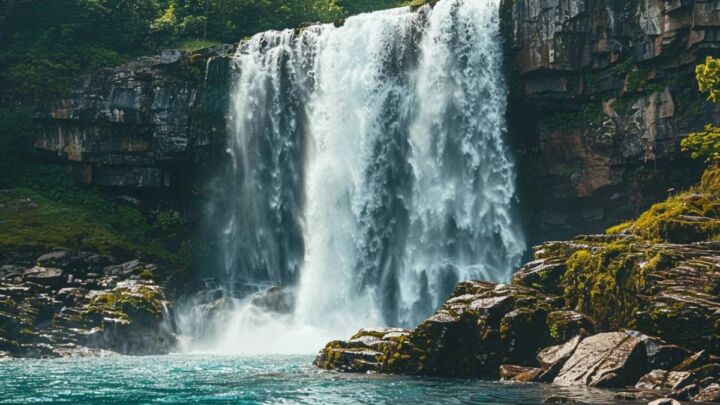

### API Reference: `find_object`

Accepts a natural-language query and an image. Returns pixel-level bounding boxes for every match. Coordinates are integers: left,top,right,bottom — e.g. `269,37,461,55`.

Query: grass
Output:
0,165,204,278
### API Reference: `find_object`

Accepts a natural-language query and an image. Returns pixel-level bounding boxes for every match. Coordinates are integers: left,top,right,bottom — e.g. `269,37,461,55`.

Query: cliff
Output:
31,1,720,247
33,45,234,197
503,0,720,243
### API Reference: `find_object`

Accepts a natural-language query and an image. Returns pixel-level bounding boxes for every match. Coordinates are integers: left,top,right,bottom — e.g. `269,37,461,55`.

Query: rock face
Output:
501,0,718,243
34,46,234,192
316,168,720,398
315,281,565,377
30,1,720,250
0,250,176,358
553,332,647,388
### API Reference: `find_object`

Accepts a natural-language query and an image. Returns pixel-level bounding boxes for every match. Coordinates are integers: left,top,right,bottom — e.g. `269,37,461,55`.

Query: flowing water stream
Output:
179,0,525,354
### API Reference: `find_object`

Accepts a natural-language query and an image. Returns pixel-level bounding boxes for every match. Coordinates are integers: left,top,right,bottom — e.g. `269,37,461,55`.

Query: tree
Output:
682,56,720,161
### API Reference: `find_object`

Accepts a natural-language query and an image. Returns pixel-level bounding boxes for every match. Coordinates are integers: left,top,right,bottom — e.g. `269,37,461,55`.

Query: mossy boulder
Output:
85,281,175,355
316,281,563,377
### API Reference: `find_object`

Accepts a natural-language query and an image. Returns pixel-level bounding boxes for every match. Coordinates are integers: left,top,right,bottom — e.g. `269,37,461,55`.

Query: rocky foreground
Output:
315,168,720,404
0,250,176,358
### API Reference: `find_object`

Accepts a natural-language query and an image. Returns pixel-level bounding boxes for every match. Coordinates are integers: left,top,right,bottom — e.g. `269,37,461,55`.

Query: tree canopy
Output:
0,0,421,98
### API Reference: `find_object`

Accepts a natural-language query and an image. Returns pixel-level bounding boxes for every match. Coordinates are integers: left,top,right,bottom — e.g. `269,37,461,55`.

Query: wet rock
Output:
499,365,542,382
512,259,566,295
668,384,700,401
84,281,176,355
647,399,680,405
250,286,295,314
316,281,559,377
693,383,720,403
542,396,589,404
0,265,23,280
553,332,648,388
0,252,176,359
613,391,662,402
535,335,583,383
538,336,583,369
636,369,693,391
23,267,65,288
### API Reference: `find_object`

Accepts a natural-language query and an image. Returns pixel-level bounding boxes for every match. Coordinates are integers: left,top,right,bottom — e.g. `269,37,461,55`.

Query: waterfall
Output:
179,0,525,354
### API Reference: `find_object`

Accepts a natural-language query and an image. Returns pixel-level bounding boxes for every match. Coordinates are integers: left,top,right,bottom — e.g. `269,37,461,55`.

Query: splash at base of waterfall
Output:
176,292,381,354
180,0,525,354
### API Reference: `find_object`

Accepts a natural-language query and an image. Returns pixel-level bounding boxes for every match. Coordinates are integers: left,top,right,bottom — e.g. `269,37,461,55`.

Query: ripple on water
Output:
0,355,640,404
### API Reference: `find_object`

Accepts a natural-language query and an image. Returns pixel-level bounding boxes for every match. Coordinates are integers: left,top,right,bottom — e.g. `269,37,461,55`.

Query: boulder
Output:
22,267,65,288
499,365,542,382
647,399,680,405
36,251,71,268
538,336,583,369
250,286,295,314
535,335,583,383
315,280,560,378
553,332,648,388
0,265,23,280
674,350,711,372
693,383,720,403
635,370,693,391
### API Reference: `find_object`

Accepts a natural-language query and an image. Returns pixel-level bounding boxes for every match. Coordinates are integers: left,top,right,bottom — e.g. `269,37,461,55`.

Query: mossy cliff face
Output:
501,0,719,244
316,167,720,396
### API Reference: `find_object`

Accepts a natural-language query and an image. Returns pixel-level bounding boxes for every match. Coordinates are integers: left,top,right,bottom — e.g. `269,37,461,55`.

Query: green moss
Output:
87,286,164,323
559,241,647,330
606,168,720,243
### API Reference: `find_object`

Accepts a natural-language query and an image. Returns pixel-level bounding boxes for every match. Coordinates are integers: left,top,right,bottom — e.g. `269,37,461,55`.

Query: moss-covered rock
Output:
316,167,720,378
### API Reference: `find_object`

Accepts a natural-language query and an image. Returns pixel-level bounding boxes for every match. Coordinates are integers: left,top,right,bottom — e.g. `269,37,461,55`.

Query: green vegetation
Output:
87,285,165,322
682,56,720,161
0,183,203,268
0,0,428,99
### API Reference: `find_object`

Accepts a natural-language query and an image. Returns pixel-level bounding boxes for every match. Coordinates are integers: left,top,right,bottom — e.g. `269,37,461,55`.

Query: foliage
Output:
682,57,720,161
682,124,720,161
696,56,720,103
0,166,206,270
0,0,423,99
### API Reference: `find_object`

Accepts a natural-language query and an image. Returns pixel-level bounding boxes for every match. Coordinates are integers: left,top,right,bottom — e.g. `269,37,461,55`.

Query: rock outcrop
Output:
501,0,720,243
316,167,720,403
34,46,234,193
553,332,647,388
0,249,176,358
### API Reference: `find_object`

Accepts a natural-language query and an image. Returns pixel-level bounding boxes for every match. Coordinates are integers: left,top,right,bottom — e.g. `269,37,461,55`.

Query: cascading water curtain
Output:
188,0,525,352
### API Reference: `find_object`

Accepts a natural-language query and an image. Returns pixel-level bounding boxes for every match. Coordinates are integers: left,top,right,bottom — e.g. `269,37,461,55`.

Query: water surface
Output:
1,355,634,404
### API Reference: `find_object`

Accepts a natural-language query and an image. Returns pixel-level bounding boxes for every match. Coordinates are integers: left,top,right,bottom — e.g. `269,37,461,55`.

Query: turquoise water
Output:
0,355,632,404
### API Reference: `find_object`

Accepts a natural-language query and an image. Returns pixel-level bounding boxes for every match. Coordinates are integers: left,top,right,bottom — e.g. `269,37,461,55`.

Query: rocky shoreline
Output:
314,168,720,404
0,249,176,359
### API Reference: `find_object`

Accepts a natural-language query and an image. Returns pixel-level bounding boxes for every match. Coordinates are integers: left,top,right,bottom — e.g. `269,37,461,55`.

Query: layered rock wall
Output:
503,0,720,242
34,46,234,194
